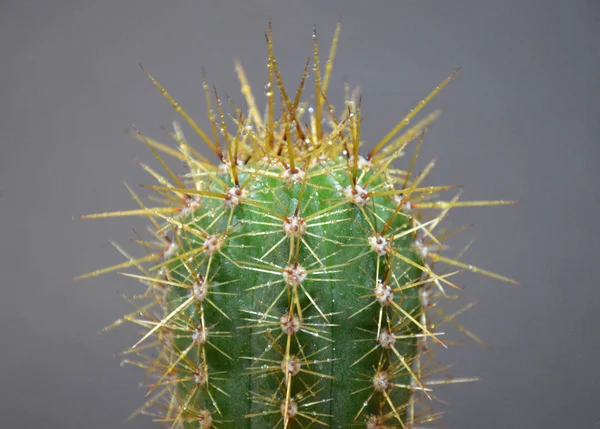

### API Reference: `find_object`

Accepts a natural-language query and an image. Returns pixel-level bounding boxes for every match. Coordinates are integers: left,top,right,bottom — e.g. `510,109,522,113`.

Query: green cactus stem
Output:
76,23,517,429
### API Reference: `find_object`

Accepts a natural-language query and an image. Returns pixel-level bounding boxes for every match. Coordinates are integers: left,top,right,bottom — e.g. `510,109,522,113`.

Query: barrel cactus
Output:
76,23,516,429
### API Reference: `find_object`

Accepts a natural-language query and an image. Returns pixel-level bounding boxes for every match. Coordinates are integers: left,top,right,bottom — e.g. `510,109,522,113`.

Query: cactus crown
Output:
76,22,516,429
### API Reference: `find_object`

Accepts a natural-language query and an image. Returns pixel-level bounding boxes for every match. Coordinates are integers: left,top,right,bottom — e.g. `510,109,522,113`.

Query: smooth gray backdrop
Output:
2,1,599,428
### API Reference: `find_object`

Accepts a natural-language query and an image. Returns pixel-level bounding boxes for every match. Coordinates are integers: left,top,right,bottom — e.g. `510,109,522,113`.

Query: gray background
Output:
2,0,599,428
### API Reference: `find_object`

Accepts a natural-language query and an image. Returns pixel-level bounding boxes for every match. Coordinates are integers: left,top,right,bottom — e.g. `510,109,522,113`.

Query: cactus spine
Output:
76,23,517,429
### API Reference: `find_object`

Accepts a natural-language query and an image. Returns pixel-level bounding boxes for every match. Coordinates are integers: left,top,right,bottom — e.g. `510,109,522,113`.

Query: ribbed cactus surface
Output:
77,23,516,429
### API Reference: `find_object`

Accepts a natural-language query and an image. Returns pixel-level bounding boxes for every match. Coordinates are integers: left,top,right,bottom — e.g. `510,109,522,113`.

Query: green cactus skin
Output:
165,164,423,428
76,23,517,429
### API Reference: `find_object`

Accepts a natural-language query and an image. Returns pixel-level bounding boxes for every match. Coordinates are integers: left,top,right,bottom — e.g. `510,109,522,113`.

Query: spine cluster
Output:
76,23,516,429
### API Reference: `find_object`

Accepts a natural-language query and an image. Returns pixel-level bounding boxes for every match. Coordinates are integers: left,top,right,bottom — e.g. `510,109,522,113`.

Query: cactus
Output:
76,23,516,429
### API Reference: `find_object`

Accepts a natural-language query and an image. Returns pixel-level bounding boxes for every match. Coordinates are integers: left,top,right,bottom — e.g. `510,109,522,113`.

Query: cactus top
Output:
76,22,517,429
